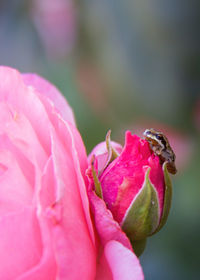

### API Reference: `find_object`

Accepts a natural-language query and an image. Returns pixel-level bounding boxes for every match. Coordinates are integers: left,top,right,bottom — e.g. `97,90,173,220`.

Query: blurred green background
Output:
0,0,200,279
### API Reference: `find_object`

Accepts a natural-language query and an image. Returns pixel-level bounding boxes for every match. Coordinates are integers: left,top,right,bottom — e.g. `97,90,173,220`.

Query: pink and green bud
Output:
87,131,173,256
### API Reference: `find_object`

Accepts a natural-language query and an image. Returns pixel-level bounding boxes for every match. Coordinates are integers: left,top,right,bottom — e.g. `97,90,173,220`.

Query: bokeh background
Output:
0,1,200,279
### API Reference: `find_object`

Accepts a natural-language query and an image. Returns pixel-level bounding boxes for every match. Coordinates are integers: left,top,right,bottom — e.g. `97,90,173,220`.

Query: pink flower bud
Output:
88,130,173,255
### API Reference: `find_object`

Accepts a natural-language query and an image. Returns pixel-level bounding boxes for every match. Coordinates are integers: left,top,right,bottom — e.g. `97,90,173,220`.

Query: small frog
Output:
143,128,177,174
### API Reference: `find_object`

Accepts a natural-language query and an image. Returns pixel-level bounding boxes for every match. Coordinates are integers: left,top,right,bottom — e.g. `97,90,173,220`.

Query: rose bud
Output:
88,130,174,256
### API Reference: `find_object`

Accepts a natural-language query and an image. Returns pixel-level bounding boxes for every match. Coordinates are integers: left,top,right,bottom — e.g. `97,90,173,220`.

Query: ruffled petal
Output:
88,190,132,250
104,240,144,280
0,208,45,279
22,73,76,126
38,124,96,279
0,141,33,215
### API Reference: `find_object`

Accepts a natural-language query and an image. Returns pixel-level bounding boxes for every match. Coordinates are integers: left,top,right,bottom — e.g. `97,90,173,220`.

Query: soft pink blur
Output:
31,0,77,58
0,66,144,280
76,61,111,120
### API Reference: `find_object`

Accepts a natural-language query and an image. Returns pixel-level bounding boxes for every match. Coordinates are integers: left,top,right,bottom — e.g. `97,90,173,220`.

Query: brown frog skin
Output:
143,128,177,174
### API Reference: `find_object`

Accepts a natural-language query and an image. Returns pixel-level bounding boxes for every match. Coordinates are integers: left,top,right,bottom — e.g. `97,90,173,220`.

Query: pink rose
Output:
0,66,143,279
88,131,173,256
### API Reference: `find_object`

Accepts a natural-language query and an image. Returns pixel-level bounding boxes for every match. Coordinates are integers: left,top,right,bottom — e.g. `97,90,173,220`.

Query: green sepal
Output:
91,155,103,198
97,130,119,176
105,130,119,165
153,162,172,234
131,238,147,257
121,168,160,241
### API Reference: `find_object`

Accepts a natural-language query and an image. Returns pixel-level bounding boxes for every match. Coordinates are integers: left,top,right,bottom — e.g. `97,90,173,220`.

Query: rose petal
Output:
88,190,132,250
16,213,57,280
0,208,43,279
22,73,76,126
0,66,53,155
104,240,144,280
36,93,95,244
0,102,48,171
95,249,113,280
0,145,33,215
148,156,165,215
39,126,96,279
88,140,123,173
40,156,56,209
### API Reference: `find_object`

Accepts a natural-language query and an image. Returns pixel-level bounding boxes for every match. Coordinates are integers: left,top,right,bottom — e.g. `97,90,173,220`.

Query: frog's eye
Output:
156,135,163,140
144,130,151,136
